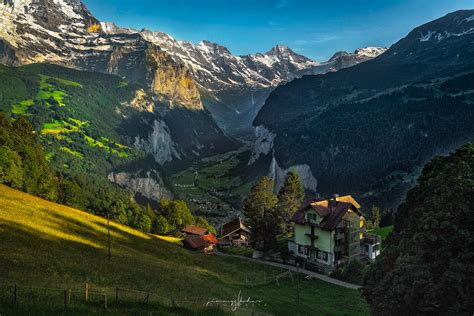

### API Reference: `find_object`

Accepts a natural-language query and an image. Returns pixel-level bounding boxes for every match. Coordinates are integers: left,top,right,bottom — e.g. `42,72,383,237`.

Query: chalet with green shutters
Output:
288,195,380,273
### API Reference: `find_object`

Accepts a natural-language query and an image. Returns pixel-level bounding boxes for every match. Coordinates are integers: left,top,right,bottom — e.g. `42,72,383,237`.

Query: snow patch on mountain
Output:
354,47,387,58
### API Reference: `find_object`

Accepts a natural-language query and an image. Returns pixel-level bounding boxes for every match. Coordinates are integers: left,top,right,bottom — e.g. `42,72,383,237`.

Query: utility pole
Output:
107,213,111,261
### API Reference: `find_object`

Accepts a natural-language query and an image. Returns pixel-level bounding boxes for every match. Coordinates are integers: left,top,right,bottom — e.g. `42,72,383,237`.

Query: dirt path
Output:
214,252,361,290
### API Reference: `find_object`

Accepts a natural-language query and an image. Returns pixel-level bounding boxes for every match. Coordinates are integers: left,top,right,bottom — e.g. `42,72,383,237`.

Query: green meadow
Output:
0,185,369,315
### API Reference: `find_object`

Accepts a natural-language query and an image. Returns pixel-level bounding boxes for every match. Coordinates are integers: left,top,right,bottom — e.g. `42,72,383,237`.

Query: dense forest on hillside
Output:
265,75,474,208
363,143,474,314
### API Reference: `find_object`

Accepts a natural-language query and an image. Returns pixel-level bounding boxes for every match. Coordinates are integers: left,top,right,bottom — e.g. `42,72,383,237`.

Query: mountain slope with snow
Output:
98,24,385,132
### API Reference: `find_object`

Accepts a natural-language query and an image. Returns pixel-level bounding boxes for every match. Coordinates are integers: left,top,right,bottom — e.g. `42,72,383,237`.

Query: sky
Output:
83,0,474,61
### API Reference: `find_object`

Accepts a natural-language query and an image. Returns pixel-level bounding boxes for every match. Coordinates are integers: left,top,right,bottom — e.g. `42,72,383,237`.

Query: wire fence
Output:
0,282,275,315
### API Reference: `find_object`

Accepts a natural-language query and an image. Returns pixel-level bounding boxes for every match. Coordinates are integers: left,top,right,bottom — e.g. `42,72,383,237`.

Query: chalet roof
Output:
202,234,218,245
183,234,217,249
318,202,352,230
220,218,251,238
291,195,361,231
181,225,208,236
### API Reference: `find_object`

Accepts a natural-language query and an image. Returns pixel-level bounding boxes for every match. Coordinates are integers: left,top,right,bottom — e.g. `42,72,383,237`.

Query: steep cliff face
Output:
248,125,276,165
269,157,318,192
133,119,181,165
146,49,203,110
108,170,174,201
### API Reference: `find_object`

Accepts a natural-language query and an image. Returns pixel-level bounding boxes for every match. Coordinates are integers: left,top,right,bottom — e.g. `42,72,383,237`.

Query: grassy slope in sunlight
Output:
0,185,369,315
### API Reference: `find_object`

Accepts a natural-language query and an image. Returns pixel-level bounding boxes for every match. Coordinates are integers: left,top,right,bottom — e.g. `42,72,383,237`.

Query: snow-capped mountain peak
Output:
354,47,388,58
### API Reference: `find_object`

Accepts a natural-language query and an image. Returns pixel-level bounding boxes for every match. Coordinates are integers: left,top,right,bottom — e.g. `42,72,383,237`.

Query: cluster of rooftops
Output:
180,217,250,252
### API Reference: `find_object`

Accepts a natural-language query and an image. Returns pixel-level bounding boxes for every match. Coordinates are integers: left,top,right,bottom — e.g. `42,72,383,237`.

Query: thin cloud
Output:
275,0,287,9
291,35,339,46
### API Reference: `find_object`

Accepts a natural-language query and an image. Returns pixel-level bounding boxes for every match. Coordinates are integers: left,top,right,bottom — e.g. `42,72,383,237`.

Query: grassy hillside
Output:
371,226,393,241
0,185,369,315
0,63,143,177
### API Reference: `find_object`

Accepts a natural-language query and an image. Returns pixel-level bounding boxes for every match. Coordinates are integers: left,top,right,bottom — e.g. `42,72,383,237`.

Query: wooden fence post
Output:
64,289,68,308
84,283,88,302
13,284,17,305
103,293,107,310
68,289,71,306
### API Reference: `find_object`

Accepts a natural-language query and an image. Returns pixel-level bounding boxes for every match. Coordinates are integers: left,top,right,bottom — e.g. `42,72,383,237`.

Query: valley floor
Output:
0,185,370,315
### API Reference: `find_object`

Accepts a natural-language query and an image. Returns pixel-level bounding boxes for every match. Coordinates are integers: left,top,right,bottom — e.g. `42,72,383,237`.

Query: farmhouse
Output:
218,217,251,246
183,234,218,253
288,194,381,273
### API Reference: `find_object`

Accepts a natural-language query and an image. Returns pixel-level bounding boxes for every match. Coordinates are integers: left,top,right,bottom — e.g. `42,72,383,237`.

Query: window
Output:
316,250,321,259
298,245,303,254
304,247,309,256
323,252,328,261
307,213,317,223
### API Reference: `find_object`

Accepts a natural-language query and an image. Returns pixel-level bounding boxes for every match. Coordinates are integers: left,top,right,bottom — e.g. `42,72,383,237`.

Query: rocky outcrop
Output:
146,49,203,110
133,119,181,165
108,170,173,201
248,125,276,164
128,89,155,113
269,157,318,192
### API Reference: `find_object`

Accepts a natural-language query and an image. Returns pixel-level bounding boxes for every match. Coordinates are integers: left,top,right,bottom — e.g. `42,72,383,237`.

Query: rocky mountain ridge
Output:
103,23,386,131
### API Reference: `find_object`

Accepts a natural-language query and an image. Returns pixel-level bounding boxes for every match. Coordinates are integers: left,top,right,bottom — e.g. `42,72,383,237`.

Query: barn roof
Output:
183,234,218,250
181,225,208,236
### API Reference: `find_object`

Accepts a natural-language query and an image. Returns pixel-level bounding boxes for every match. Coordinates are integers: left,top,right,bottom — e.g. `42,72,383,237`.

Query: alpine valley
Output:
0,0,472,220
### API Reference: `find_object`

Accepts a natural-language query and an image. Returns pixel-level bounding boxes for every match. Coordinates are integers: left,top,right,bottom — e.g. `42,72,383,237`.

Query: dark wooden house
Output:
218,217,251,246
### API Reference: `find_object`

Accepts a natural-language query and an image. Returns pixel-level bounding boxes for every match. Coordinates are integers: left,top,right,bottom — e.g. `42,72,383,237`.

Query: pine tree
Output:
277,170,305,228
244,176,278,223
370,206,381,229
243,176,278,250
